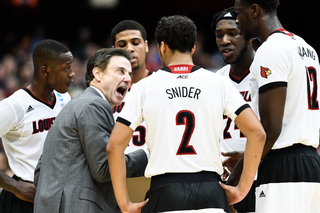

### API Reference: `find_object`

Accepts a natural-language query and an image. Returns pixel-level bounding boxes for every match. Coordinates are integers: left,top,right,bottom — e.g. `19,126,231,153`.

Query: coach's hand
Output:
11,180,36,203
121,199,149,213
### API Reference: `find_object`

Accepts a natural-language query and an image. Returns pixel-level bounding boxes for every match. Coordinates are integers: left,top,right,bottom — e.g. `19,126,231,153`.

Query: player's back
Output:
124,65,247,177
250,30,320,149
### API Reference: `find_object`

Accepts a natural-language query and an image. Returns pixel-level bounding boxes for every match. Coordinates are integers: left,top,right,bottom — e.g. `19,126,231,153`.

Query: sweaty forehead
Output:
59,51,73,59
53,51,73,66
115,30,143,43
216,19,238,31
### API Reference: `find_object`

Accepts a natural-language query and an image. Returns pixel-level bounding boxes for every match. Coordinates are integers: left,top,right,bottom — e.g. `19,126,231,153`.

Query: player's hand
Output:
120,199,149,213
219,181,246,205
221,151,243,174
221,167,230,181
229,204,237,213
11,180,36,203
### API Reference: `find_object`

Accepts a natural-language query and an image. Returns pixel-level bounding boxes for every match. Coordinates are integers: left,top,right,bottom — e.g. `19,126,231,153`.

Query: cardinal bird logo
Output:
260,66,272,78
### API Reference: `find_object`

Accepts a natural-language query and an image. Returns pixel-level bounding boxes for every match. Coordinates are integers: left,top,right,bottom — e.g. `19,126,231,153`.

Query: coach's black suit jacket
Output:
34,87,148,213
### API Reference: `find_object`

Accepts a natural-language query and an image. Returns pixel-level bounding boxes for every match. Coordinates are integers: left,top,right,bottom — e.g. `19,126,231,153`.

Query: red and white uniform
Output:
0,87,70,181
112,71,153,154
217,65,251,161
117,65,249,178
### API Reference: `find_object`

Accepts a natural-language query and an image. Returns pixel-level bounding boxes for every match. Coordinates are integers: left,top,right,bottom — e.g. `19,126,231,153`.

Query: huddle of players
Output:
1,0,320,212
107,1,320,213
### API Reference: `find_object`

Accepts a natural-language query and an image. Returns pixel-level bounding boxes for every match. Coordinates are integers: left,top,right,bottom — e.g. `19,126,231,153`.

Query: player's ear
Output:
41,65,50,77
145,40,149,53
251,4,260,18
160,41,166,54
191,45,196,55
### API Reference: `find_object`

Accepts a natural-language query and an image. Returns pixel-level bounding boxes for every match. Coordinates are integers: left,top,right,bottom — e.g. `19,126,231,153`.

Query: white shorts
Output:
256,182,320,213
256,144,320,213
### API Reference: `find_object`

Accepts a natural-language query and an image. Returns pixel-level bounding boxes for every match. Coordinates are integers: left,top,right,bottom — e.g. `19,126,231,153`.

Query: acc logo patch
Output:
260,66,272,78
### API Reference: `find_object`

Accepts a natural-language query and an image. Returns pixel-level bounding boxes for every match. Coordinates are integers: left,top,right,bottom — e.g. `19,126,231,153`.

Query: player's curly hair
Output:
85,48,132,87
155,15,197,53
110,20,147,46
241,0,279,13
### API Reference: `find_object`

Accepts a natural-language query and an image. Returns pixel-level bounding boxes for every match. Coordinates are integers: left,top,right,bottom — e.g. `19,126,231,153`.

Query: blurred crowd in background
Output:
0,26,226,100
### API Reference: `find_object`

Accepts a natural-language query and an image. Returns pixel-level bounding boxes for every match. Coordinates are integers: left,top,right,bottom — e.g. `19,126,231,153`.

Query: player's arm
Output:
220,107,266,205
0,102,35,202
259,85,286,158
106,122,148,213
0,170,35,203
227,85,286,187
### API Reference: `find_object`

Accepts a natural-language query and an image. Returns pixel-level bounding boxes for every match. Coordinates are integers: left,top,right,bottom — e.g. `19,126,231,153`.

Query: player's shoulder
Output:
216,64,231,76
54,90,71,103
2,88,28,106
0,88,29,116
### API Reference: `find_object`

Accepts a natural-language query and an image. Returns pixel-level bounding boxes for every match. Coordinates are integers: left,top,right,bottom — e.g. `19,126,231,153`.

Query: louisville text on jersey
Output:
113,102,125,113
32,117,56,134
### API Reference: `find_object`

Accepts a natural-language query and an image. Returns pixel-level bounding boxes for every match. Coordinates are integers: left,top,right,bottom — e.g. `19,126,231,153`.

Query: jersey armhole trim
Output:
259,82,287,93
235,104,251,116
116,117,131,127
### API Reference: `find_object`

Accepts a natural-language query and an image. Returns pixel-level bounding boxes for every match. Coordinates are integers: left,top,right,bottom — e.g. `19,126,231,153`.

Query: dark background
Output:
0,0,317,100
0,0,317,55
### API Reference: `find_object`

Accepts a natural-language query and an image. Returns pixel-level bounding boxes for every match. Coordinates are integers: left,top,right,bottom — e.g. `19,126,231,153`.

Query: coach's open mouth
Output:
117,86,127,96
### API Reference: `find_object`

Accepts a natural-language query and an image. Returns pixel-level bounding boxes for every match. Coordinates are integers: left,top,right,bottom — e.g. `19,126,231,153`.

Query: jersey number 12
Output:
306,66,319,110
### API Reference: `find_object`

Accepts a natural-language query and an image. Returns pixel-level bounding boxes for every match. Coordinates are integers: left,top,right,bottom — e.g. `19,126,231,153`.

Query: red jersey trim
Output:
23,87,56,109
229,68,250,84
265,28,294,42
168,64,195,74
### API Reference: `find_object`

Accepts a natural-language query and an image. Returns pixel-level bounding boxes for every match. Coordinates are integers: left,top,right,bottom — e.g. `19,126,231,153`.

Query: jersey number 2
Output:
176,110,197,155
306,66,319,110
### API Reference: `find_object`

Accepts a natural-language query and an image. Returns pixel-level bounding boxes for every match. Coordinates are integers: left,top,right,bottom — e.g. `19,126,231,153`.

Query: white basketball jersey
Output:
117,65,249,177
0,87,71,181
217,65,251,161
250,29,320,149
112,71,153,154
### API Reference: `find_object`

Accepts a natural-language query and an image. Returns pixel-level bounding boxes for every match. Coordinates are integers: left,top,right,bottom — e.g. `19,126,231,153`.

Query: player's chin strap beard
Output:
229,42,248,65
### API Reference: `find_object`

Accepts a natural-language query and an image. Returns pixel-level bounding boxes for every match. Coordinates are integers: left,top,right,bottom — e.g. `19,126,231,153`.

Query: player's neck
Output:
231,47,254,79
132,64,148,84
166,51,194,67
258,14,283,42
28,80,54,103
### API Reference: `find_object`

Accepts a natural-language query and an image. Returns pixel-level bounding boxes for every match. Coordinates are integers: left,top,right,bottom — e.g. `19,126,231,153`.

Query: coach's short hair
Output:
110,20,147,46
33,39,70,71
85,48,132,87
240,0,279,13
155,15,197,53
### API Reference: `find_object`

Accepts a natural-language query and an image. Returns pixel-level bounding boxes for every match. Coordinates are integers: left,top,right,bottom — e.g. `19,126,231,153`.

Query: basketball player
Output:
107,15,266,213
111,20,153,203
0,39,74,213
228,0,320,212
212,7,256,213
111,20,153,153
